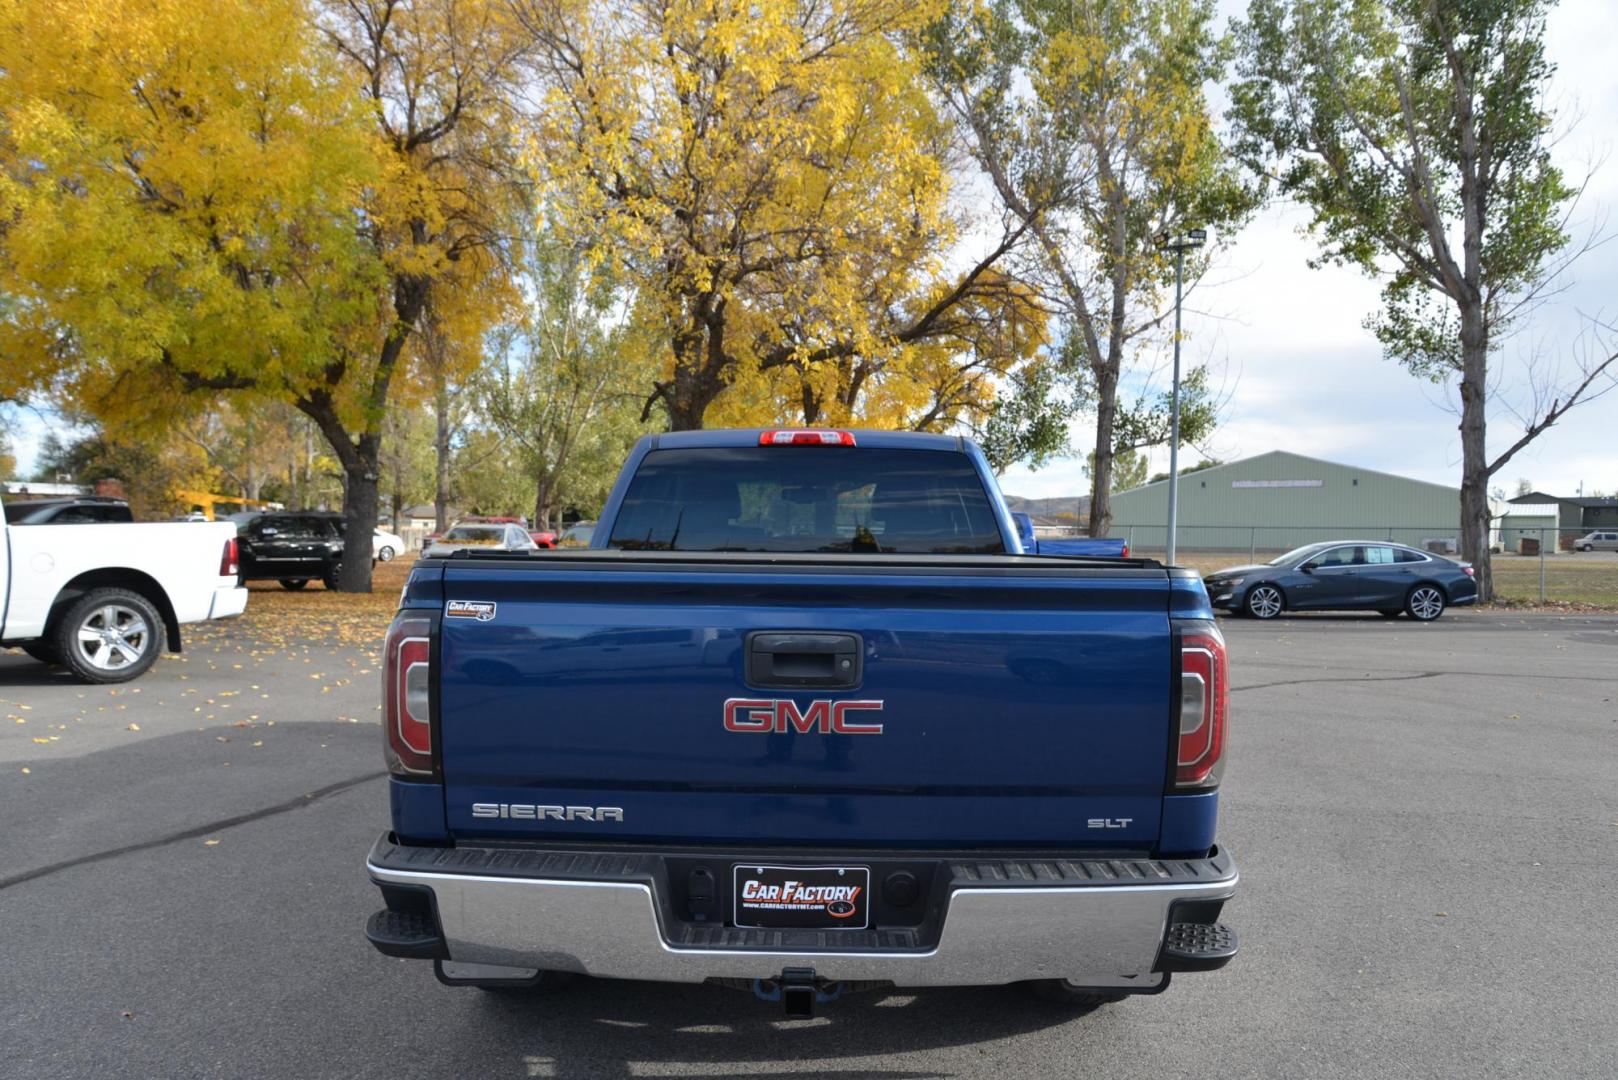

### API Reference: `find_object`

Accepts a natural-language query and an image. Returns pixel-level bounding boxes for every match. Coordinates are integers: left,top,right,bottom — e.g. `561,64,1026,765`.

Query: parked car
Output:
557,520,595,547
3,496,133,525
373,527,406,562
422,522,538,557
1202,540,1477,621
235,512,346,590
364,429,1238,1013
530,530,558,549
0,493,246,682
1574,531,1618,552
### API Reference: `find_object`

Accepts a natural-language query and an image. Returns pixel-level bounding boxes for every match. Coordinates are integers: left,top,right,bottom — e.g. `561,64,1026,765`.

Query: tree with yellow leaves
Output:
0,0,524,590
513,0,1043,431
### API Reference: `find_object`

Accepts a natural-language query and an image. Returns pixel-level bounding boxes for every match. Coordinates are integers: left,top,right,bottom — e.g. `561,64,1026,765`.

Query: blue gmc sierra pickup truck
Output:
364,428,1237,1016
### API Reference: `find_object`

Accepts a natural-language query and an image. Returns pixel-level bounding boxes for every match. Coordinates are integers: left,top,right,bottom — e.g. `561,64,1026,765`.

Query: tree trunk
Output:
299,395,381,593
666,385,710,430
434,380,451,534
303,422,314,508
533,472,554,531
243,416,261,502
1086,185,1130,541
800,380,821,426
338,454,380,592
1457,298,1493,601
1087,358,1121,538
662,314,725,430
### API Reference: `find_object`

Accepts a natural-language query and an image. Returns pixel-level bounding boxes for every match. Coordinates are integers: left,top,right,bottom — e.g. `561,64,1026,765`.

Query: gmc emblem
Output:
724,697,884,735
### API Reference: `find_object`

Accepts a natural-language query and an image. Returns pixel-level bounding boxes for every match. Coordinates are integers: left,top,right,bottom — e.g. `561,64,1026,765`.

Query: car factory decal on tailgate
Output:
445,599,497,621
733,865,871,929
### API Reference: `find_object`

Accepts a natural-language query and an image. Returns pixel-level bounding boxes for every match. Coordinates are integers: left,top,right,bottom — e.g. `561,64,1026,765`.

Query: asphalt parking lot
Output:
3,610,1616,1079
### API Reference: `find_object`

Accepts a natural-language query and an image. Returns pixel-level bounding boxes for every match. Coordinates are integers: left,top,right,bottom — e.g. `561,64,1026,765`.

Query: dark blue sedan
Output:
1202,541,1478,621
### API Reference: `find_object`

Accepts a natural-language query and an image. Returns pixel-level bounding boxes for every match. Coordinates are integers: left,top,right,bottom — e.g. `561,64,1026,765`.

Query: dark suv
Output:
3,496,133,524
236,512,345,589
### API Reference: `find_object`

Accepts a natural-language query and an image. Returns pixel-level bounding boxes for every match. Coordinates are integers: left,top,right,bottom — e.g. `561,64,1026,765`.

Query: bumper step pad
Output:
1159,921,1238,971
366,908,447,960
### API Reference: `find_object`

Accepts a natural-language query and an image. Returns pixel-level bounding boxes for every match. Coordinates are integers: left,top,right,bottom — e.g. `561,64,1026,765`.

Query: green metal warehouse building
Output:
1105,450,1462,556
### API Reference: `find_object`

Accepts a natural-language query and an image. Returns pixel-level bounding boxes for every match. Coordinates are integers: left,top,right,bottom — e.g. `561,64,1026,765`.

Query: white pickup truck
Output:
0,496,248,683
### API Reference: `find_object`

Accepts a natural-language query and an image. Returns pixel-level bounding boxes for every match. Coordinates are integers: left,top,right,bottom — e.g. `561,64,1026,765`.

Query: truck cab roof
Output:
643,429,965,452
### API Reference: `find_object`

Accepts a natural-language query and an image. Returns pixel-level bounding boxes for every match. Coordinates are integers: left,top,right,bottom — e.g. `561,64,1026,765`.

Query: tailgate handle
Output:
746,632,862,689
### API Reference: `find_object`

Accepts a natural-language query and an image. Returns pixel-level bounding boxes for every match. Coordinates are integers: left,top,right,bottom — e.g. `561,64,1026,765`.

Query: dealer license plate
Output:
732,864,871,930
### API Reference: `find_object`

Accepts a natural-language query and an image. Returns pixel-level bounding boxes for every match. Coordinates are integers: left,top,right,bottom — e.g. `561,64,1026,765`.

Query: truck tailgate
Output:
436,558,1172,848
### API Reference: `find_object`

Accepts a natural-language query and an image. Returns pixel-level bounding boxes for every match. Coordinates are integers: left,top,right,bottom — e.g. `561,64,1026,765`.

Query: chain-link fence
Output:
1054,523,1618,607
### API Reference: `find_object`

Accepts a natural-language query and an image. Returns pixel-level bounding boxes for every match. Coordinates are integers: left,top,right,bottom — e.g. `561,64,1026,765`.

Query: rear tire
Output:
1243,584,1284,619
1405,585,1447,621
377,546,396,562
1024,980,1127,1008
21,641,60,665
279,579,309,590
52,588,163,684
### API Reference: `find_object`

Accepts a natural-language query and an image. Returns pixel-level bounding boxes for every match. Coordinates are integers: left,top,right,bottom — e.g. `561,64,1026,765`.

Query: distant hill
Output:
1002,493,1091,526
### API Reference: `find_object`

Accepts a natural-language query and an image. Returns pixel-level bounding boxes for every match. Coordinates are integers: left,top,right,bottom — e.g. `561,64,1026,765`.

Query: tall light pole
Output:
1156,227,1206,566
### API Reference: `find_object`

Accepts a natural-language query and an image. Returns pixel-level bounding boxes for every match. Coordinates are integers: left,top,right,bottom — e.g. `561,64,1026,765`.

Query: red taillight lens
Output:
383,616,433,775
220,537,239,577
1120,542,1130,558
759,429,857,446
1176,624,1228,788
1463,565,1475,577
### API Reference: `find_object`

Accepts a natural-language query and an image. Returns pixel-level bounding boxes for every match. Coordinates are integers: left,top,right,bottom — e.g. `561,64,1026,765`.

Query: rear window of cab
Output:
607,447,1005,554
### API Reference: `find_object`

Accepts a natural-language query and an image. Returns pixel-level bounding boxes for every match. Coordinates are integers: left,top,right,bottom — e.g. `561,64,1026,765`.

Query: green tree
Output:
975,359,1084,475
448,427,530,518
925,0,1256,530
1149,456,1222,485
1230,0,1617,600
30,426,202,518
173,402,308,505
1088,447,1149,492
377,404,436,531
0,421,15,480
478,233,650,528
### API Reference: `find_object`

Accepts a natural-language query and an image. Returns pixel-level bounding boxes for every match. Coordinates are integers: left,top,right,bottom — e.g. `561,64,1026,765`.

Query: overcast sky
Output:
6,0,1615,499
1001,0,1618,502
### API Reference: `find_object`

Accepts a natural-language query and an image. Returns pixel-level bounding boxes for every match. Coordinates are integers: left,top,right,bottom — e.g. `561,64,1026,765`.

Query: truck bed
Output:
412,550,1180,849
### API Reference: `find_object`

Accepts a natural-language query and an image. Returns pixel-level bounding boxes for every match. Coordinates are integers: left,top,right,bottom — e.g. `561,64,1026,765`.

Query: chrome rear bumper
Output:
366,836,1238,988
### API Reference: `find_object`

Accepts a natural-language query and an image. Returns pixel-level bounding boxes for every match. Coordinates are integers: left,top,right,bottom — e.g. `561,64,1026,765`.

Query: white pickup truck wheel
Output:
53,588,162,684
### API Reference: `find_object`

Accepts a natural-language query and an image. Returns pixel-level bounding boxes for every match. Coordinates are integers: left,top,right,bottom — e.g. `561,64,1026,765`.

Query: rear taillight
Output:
1462,565,1475,577
1120,542,1130,558
220,537,239,577
383,615,434,776
1176,623,1228,788
759,429,857,446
